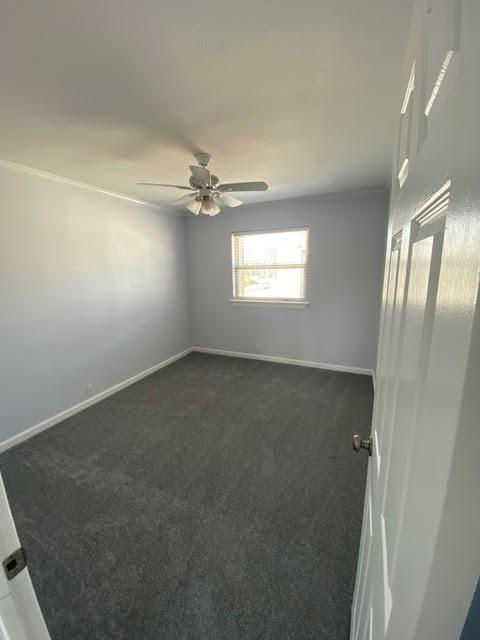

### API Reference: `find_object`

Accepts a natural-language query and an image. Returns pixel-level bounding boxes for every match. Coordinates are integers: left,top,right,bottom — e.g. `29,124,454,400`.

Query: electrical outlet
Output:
255,344,261,354
86,383,94,398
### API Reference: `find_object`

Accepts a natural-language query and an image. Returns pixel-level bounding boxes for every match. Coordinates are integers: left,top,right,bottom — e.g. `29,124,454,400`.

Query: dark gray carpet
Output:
0,352,371,640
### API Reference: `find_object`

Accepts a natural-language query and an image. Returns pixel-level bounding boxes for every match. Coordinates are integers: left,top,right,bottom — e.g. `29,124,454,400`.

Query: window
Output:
232,228,309,303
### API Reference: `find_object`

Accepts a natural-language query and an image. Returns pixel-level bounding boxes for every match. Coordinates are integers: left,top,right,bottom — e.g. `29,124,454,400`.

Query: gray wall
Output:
187,190,388,371
0,167,388,443
0,163,190,442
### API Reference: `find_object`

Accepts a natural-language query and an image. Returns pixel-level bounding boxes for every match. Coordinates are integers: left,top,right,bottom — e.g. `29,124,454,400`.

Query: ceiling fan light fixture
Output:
201,196,221,216
186,198,202,215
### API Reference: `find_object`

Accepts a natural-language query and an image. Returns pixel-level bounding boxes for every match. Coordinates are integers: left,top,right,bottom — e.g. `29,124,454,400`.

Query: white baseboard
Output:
0,348,192,454
1,345,372,453
192,347,374,376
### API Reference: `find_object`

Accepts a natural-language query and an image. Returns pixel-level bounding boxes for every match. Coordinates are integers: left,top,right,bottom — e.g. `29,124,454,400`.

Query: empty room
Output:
1,1,479,639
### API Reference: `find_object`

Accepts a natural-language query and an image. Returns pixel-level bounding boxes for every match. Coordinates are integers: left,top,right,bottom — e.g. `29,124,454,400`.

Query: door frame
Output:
0,473,51,640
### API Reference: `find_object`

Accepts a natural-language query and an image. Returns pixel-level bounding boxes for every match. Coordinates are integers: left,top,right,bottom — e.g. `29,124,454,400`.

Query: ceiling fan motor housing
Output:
194,152,211,167
189,174,219,189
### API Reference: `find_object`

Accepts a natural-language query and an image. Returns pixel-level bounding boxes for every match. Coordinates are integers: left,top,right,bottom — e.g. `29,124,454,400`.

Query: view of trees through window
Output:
232,229,308,300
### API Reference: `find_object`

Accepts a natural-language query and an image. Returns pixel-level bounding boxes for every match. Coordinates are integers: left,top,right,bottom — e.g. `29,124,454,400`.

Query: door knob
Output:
352,434,372,456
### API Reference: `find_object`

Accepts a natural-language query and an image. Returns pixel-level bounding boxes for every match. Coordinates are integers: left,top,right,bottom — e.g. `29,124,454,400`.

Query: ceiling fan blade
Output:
189,165,210,185
186,198,202,215
201,196,221,216
136,182,193,190
217,181,268,192
173,192,199,206
212,193,242,208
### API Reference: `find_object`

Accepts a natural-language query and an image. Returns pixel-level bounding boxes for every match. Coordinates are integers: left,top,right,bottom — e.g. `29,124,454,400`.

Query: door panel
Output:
424,0,460,119
353,470,374,639
351,2,480,638
354,183,459,640
385,225,444,572
373,241,401,466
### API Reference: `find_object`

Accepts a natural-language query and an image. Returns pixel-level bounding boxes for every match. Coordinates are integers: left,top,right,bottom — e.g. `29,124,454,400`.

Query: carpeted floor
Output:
0,352,371,640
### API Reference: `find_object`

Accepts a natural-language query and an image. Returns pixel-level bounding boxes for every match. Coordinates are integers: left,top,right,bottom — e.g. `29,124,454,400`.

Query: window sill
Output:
229,298,309,309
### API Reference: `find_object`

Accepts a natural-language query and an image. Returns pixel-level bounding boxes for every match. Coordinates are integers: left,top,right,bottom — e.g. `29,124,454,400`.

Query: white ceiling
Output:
0,0,412,210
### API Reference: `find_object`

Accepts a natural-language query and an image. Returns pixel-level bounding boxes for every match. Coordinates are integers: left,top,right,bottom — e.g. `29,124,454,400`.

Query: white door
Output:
351,1,480,639
0,473,51,640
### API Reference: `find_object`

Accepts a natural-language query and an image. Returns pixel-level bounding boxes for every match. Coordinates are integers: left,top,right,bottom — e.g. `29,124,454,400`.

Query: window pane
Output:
236,268,305,299
235,230,308,266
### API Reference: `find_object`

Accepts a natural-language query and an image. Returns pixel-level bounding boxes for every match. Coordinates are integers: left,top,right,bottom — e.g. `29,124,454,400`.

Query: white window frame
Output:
231,227,310,307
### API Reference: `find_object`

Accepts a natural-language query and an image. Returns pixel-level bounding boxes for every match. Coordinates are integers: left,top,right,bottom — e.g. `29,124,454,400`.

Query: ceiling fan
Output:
137,153,268,216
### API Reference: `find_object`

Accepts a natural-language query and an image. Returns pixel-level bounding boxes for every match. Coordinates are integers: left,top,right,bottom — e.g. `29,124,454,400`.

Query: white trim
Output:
232,225,309,237
192,347,373,376
0,159,388,218
228,186,388,213
234,264,306,270
230,298,309,309
0,157,165,211
0,348,192,453
231,227,309,301
0,346,372,453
